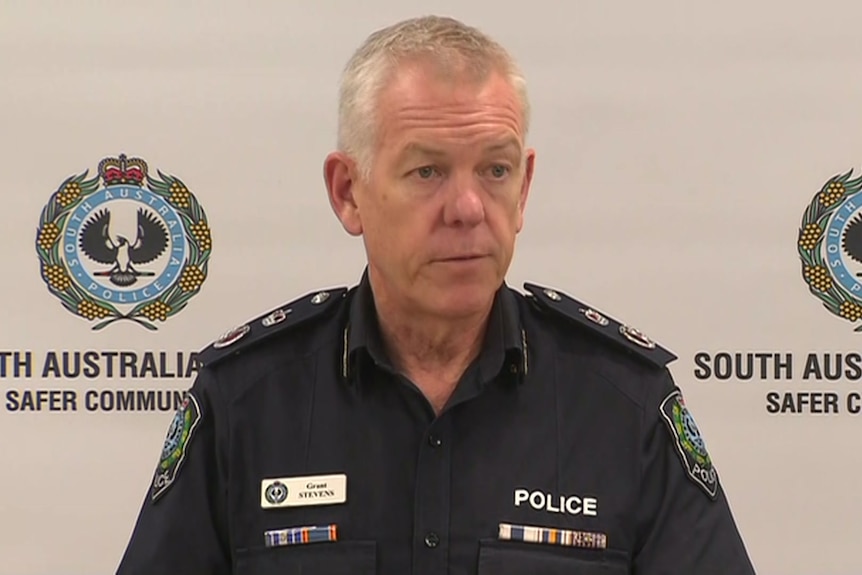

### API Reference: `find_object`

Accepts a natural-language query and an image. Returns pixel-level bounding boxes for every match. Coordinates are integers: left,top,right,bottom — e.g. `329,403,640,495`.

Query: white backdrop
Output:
2,1,861,573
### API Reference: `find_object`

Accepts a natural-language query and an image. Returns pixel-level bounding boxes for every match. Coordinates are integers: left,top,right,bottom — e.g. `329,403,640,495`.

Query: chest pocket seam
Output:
477,538,629,575
234,540,376,575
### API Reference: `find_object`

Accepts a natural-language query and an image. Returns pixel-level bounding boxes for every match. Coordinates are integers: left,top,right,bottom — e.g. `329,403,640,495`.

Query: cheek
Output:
364,199,427,258
489,192,523,228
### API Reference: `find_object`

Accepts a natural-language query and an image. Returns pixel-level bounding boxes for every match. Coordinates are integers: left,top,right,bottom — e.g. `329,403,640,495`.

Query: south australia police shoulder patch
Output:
659,389,719,500
151,391,202,502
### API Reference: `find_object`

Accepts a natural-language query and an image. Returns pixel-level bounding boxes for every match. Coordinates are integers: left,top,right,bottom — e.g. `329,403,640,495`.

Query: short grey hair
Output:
336,15,531,179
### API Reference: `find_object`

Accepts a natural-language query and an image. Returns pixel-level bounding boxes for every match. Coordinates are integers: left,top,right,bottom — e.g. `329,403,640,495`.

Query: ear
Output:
323,151,363,236
515,148,536,233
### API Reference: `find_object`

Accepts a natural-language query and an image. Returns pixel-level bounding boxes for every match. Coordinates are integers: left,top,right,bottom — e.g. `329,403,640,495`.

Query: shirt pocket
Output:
477,538,629,575
234,540,376,575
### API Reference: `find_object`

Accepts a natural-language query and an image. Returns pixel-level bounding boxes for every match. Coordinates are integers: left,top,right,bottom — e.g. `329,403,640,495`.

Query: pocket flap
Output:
235,540,376,575
478,539,628,575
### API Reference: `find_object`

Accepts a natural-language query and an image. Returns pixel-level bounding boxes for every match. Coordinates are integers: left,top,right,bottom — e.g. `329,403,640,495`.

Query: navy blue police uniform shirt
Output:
115,272,756,575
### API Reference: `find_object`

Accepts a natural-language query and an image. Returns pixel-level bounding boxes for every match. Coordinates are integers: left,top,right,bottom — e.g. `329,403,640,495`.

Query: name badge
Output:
261,473,347,509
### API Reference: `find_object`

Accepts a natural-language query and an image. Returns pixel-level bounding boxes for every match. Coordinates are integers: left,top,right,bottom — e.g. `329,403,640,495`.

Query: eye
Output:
488,164,510,179
415,166,438,179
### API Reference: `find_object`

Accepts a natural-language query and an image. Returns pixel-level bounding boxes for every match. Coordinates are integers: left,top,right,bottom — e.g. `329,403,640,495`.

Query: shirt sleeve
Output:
632,369,757,574
115,368,231,575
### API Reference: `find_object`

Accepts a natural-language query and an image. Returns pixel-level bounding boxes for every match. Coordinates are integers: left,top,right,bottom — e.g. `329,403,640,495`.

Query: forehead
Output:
374,58,525,151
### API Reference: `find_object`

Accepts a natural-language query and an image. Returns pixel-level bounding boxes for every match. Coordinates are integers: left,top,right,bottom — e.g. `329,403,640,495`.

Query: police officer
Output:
115,15,757,575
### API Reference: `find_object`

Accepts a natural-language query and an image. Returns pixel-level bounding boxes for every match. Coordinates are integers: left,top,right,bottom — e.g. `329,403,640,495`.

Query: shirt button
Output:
428,434,442,447
424,532,440,548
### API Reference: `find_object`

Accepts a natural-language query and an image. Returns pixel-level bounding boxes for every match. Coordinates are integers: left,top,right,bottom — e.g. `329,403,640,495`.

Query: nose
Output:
442,175,485,227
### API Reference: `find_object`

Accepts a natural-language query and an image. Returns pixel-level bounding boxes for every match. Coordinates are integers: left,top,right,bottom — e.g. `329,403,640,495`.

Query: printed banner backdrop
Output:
1,0,861,573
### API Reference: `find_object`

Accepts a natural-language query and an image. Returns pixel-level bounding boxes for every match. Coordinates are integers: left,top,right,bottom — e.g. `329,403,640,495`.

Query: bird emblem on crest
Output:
79,208,169,287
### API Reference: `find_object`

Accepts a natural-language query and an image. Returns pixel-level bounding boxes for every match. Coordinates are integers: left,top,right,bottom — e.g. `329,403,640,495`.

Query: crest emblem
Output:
262,308,291,327
798,169,862,331
35,154,212,330
580,308,609,327
619,325,655,349
152,391,201,501
265,481,289,505
659,389,717,499
212,324,250,348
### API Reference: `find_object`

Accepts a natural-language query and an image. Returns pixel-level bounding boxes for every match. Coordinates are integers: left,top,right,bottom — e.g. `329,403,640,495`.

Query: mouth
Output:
436,255,487,262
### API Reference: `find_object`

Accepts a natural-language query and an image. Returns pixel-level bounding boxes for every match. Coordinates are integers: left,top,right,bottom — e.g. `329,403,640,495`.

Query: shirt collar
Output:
341,268,528,385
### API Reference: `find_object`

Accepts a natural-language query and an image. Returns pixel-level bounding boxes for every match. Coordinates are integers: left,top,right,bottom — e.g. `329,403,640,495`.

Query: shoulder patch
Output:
523,283,677,368
197,287,348,368
151,391,201,502
659,388,719,500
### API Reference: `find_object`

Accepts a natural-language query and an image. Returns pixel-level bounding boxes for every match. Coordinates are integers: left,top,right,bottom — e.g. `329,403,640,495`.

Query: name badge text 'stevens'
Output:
260,474,347,509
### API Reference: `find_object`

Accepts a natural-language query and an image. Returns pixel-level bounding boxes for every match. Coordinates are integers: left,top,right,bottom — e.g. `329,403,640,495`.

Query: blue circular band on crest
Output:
63,185,187,304
826,190,862,296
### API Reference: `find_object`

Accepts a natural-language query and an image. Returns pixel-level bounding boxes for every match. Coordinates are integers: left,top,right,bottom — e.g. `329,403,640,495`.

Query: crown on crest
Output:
98,154,148,186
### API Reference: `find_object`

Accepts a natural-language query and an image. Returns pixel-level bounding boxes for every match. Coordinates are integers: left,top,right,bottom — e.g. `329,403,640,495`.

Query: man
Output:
116,15,757,575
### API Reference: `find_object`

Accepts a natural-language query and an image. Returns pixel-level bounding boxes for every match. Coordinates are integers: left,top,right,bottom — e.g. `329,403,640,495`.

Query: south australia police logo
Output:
659,389,718,500
152,391,201,501
265,481,289,505
799,169,862,331
35,154,212,330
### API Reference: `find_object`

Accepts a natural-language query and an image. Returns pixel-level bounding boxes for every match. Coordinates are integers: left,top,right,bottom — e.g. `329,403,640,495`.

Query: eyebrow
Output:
399,137,522,159
483,137,522,155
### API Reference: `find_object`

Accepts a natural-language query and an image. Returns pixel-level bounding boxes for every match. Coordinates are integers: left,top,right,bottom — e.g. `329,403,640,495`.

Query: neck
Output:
368,270,494,409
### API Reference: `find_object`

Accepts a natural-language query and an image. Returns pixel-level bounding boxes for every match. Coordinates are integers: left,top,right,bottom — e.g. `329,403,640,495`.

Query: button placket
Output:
412,419,452,574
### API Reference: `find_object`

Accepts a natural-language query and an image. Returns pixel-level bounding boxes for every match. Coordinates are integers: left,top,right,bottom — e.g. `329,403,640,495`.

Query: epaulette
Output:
523,283,677,368
197,287,349,369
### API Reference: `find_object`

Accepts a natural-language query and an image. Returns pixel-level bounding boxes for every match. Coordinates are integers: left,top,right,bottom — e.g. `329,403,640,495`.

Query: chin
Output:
423,275,500,318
